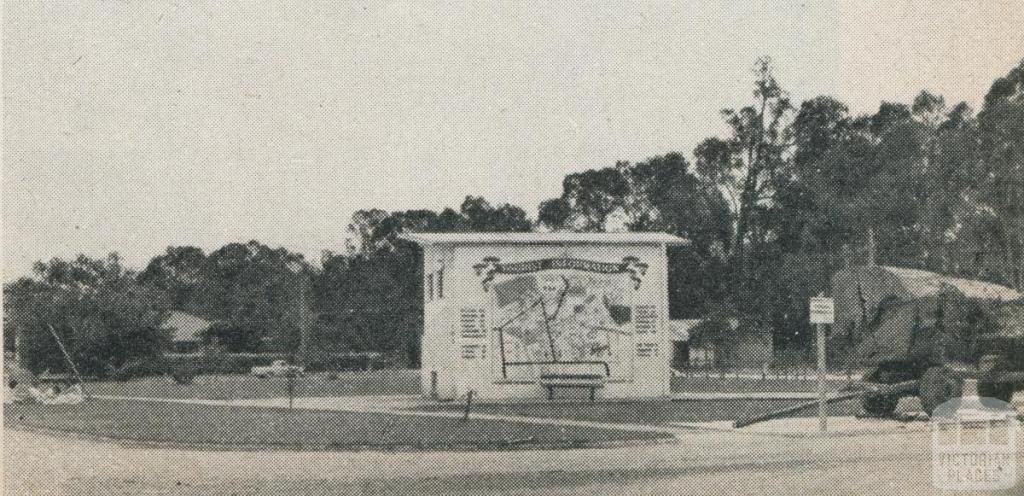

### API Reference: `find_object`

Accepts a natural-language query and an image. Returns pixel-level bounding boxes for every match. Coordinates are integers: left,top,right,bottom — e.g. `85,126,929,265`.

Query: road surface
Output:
6,425,1022,495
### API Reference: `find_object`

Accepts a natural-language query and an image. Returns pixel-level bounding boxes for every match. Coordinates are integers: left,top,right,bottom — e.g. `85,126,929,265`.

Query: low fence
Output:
674,350,862,383
108,352,398,381
671,358,863,394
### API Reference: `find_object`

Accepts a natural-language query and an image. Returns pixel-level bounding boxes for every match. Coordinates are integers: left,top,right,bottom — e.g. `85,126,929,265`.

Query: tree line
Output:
5,58,1023,375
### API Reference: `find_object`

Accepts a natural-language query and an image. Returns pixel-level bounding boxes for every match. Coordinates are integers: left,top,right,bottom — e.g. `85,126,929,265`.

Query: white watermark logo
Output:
931,388,1019,491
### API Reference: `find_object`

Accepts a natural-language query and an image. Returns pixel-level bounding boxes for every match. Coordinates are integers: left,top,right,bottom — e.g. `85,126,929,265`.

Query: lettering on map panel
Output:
635,305,657,334
636,343,658,358
474,257,649,290
461,344,487,360
460,308,487,339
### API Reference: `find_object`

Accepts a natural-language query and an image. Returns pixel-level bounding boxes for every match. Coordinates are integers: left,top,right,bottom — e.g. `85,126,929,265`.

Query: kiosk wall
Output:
403,233,687,401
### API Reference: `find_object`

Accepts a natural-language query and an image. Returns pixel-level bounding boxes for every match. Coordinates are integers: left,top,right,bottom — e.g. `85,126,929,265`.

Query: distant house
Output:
668,318,773,369
723,324,773,368
161,311,213,353
668,319,708,369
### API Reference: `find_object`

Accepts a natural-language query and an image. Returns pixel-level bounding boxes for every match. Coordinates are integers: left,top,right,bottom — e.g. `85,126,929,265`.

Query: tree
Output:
537,197,573,231
460,196,532,232
537,165,631,231
693,58,795,289
137,246,206,309
537,153,732,317
195,241,310,353
975,60,1024,289
347,208,392,254
791,96,850,173
4,254,171,376
321,199,531,365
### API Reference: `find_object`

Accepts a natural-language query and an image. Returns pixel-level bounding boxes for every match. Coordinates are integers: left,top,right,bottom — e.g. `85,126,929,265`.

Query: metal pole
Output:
735,380,918,428
47,324,84,385
817,322,827,432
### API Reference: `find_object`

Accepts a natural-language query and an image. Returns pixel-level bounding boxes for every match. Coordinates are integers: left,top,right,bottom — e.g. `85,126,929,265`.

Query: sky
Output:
3,0,1023,279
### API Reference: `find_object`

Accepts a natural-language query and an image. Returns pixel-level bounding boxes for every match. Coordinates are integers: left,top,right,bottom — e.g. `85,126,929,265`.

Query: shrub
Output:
163,352,290,375
170,368,196,385
305,354,387,372
111,358,169,382
199,322,263,353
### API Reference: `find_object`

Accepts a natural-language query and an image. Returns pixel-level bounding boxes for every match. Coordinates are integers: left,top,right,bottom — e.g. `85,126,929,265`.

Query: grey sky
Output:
4,0,1023,278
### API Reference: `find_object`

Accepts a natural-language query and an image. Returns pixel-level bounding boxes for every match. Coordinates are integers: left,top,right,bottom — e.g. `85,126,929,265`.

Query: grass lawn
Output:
3,398,668,450
82,369,420,400
416,398,861,426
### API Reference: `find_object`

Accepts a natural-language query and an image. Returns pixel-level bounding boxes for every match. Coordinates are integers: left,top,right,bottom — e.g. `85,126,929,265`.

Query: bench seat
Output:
538,373,605,401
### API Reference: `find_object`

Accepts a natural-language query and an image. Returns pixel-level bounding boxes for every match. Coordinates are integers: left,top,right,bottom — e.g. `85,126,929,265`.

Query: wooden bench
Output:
539,373,606,401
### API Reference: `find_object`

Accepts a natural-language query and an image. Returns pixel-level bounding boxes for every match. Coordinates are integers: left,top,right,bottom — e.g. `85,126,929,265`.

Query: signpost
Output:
810,296,834,432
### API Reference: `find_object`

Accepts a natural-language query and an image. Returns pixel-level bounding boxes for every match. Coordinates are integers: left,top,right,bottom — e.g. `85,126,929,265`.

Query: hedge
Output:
110,352,397,380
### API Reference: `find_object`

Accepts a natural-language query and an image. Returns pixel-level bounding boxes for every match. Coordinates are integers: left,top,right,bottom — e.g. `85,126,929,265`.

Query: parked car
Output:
251,360,304,378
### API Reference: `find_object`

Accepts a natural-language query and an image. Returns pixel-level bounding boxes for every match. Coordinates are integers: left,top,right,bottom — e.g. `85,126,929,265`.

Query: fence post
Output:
287,372,295,410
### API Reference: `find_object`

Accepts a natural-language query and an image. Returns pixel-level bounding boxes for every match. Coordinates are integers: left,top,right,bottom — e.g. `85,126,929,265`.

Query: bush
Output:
157,352,398,376
111,357,169,381
170,368,196,385
163,352,290,375
305,353,394,372
200,322,262,353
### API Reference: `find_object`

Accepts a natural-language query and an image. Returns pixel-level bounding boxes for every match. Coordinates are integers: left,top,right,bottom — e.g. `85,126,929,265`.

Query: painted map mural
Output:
491,271,635,380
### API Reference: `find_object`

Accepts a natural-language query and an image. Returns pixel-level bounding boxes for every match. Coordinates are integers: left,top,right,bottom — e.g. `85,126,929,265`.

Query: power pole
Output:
866,227,877,266
298,274,309,367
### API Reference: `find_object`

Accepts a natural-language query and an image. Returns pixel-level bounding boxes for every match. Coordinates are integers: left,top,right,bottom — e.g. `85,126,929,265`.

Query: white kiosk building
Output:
401,232,688,401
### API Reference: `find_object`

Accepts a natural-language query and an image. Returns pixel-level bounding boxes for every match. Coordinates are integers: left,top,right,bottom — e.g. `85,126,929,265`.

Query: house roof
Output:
162,310,213,342
398,232,689,246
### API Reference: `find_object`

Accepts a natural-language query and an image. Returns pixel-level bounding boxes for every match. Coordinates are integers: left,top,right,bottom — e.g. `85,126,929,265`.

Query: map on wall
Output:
489,268,637,381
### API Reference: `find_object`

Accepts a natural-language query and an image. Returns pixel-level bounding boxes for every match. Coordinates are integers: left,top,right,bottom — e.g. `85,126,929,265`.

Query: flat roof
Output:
398,232,689,246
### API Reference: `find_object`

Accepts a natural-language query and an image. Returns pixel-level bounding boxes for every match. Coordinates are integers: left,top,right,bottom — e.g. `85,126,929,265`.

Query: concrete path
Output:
671,391,821,400
670,416,936,438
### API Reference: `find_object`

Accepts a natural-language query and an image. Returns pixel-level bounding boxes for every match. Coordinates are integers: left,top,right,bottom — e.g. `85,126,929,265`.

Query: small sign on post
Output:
810,296,834,432
809,296,834,324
